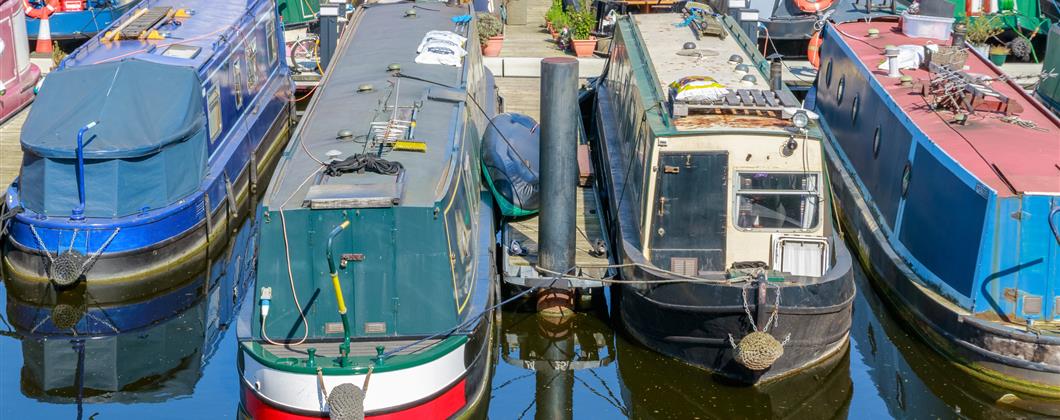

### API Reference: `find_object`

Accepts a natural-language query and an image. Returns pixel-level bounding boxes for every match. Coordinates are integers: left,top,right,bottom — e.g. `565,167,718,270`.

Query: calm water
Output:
2,215,1046,420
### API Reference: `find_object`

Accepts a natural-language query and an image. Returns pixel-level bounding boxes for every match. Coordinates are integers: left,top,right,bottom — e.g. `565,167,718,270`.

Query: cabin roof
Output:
635,13,770,92
265,3,471,210
621,13,813,135
61,0,265,71
833,21,1060,196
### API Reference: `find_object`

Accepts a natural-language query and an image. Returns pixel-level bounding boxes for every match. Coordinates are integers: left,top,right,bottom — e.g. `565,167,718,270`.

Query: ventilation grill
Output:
670,257,699,277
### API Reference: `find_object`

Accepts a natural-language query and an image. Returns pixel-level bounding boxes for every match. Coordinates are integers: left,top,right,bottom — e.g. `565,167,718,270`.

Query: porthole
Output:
837,76,845,104
825,60,833,87
901,163,912,197
851,95,860,124
872,126,881,158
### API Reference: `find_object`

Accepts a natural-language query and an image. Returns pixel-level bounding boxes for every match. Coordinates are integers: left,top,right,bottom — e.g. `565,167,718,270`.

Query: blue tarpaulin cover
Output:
21,59,204,159
18,59,207,218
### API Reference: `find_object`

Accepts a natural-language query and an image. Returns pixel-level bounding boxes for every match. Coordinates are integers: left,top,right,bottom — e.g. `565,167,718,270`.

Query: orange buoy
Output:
23,0,60,53
794,0,835,13
807,30,823,69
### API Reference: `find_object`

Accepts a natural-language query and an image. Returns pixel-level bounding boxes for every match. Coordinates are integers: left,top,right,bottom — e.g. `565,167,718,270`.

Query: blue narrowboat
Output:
810,20,1060,398
2,0,293,306
23,0,143,41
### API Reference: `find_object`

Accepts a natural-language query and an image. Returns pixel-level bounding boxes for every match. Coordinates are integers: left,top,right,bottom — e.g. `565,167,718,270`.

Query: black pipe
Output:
539,57,579,276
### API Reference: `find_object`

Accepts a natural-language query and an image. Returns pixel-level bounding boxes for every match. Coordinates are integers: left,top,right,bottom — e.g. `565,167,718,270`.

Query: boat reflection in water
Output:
2,212,258,414
850,263,1060,419
616,329,851,419
497,307,617,419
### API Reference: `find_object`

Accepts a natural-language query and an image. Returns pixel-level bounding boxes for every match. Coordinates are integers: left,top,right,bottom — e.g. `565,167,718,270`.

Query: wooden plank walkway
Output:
0,106,29,192
506,187,609,278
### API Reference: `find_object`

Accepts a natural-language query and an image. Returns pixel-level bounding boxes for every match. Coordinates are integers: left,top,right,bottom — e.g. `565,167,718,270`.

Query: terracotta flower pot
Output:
571,37,596,57
482,35,504,57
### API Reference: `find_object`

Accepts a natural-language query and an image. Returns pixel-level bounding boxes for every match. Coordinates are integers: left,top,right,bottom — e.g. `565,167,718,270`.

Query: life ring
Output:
794,0,835,13
22,0,60,20
807,30,822,69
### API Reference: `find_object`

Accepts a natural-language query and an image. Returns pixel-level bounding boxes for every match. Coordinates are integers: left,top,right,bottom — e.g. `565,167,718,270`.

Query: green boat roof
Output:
265,3,471,210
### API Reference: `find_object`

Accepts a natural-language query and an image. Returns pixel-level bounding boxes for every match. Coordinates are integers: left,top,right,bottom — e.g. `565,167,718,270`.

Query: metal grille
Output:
669,257,699,277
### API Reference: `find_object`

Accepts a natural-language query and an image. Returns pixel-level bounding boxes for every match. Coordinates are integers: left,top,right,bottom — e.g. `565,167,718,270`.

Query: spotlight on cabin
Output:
792,110,809,129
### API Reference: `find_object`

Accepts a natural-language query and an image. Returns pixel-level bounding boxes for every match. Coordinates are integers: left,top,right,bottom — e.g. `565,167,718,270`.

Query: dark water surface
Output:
0,211,1046,420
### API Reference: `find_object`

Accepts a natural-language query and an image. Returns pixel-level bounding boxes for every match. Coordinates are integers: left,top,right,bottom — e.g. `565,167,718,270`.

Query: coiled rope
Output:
324,154,404,177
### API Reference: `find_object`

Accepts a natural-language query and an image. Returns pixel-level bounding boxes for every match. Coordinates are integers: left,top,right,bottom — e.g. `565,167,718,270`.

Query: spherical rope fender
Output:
22,0,60,19
734,331,785,371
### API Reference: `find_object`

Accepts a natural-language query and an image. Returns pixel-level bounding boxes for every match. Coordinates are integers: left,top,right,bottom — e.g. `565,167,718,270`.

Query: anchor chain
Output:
729,280,791,371
28,225,120,287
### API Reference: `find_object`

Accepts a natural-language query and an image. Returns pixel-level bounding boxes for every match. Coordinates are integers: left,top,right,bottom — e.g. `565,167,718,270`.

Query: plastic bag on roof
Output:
669,76,730,102
876,44,937,71
417,30,466,52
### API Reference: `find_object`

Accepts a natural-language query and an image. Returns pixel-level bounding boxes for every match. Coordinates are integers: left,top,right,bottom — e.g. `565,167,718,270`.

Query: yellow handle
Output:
332,273,347,314
340,220,350,229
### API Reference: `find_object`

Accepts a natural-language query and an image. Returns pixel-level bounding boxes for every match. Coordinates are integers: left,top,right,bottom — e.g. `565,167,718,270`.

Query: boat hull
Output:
822,134,1060,398
2,103,290,305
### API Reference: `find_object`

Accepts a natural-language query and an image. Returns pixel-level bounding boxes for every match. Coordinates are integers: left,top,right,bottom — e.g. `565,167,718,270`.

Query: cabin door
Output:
650,152,728,275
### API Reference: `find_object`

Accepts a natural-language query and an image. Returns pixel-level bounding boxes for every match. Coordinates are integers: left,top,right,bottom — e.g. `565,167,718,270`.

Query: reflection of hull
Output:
9,203,260,404
848,262,1051,418
616,332,852,419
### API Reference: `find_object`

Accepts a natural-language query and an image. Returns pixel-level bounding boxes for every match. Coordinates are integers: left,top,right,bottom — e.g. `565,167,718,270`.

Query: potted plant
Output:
477,12,504,57
964,15,1001,56
567,9,596,57
544,0,563,36
549,13,569,42
988,45,1010,66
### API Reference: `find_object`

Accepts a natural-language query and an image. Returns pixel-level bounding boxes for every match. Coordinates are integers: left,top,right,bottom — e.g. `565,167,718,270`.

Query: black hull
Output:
824,138,1060,398
2,109,290,306
616,259,854,384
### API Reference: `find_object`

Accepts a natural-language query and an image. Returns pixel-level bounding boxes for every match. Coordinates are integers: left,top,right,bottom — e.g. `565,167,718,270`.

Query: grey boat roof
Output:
634,13,770,93
265,2,471,210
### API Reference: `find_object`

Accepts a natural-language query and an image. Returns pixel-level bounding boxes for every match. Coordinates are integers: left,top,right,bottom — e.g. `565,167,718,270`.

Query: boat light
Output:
792,110,809,128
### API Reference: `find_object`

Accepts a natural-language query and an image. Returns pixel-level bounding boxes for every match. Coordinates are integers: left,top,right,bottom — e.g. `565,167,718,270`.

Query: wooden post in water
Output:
537,57,578,318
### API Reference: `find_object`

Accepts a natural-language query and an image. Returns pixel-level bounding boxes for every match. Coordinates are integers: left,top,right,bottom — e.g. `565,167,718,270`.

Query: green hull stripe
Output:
240,336,468,375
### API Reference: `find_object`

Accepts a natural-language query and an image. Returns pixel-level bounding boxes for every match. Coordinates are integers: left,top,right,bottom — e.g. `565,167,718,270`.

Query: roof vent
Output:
683,42,697,50
740,74,757,86
728,54,743,65
734,64,750,75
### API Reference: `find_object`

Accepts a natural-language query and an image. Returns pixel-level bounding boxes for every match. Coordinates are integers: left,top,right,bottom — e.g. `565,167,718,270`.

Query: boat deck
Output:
505,187,609,279
835,21,1060,196
259,338,442,359
265,4,469,209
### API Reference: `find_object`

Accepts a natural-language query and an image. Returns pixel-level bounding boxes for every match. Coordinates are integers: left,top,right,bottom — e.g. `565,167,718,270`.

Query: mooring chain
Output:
28,224,57,269
729,280,788,371
81,228,121,275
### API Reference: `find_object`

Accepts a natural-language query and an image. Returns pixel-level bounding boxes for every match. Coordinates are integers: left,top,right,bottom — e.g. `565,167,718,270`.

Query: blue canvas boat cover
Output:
17,59,208,218
21,59,204,159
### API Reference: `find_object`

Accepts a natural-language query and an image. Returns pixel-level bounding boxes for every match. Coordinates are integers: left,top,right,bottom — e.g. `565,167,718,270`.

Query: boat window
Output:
872,126,881,158
837,76,845,104
208,86,222,141
851,95,859,124
246,42,259,91
266,18,278,64
825,60,832,88
232,57,244,109
735,172,820,230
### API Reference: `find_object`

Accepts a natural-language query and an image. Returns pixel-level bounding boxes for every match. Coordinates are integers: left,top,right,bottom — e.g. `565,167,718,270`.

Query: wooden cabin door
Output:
650,152,728,275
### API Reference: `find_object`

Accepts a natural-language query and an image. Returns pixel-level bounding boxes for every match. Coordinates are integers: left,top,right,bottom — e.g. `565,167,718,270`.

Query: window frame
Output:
231,54,244,110
207,85,223,142
732,171,823,232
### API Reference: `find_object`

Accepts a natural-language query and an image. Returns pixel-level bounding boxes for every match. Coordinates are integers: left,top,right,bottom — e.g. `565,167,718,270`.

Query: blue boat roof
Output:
61,0,264,72
21,59,203,159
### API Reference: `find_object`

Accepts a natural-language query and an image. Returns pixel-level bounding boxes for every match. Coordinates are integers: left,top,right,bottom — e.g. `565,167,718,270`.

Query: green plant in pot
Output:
477,12,504,57
964,15,1001,56
567,9,596,57
988,45,1010,66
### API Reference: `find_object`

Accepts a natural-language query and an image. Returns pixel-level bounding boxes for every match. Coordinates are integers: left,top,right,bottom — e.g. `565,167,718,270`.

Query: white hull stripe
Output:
241,343,468,413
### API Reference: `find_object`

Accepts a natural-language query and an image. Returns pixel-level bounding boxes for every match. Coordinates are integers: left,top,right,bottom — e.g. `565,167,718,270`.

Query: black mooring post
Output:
535,330,575,420
769,54,784,92
319,1,341,71
538,57,579,315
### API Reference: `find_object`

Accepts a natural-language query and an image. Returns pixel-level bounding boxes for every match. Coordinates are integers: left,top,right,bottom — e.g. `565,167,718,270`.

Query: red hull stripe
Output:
242,379,467,419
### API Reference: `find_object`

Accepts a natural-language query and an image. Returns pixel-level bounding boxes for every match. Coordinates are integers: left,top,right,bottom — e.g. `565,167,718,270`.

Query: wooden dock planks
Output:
506,187,609,278
0,106,28,193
